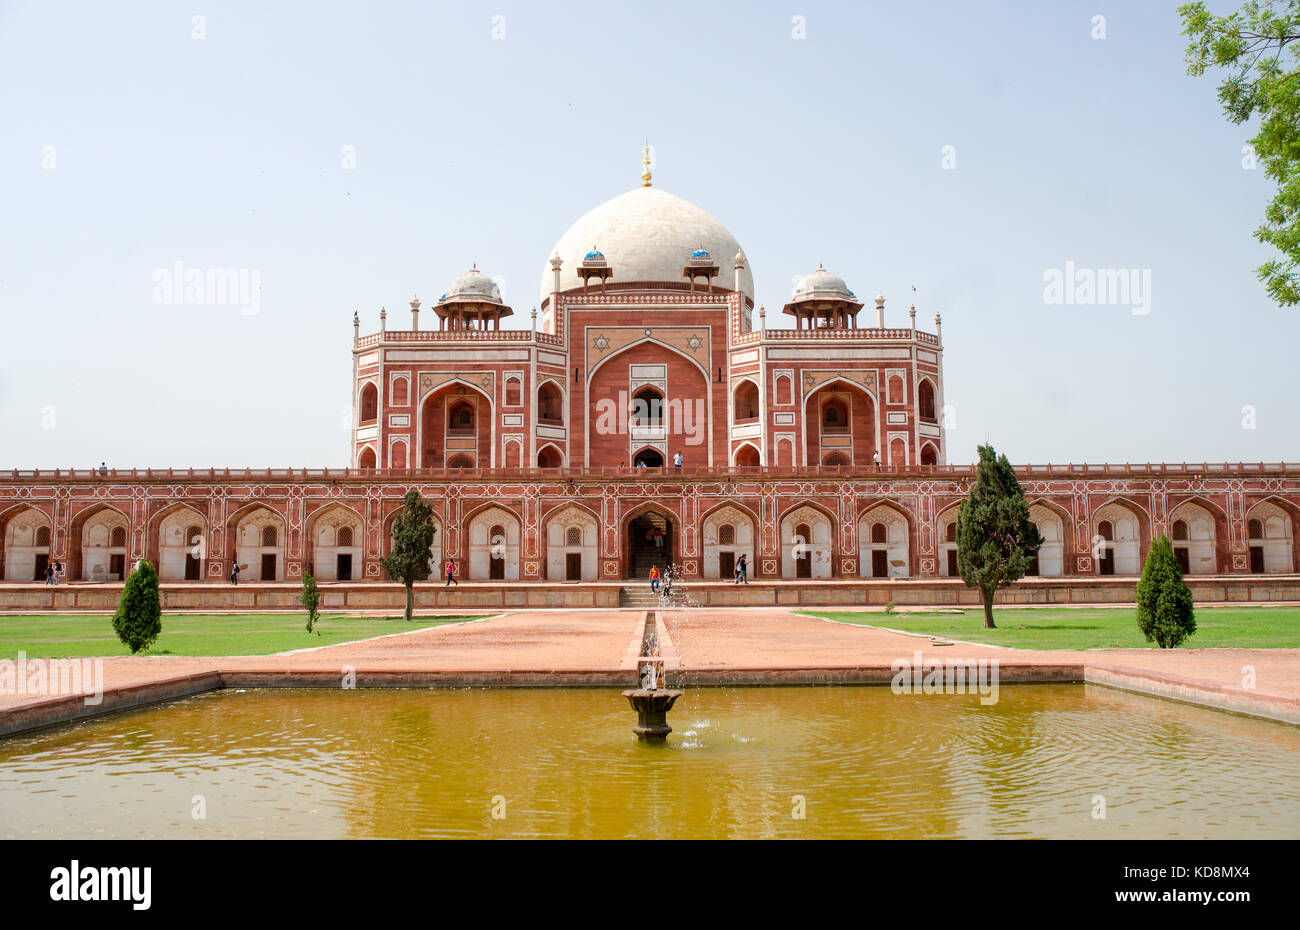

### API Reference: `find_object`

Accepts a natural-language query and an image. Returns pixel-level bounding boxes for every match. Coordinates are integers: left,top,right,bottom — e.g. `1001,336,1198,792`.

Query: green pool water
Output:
1,685,1296,839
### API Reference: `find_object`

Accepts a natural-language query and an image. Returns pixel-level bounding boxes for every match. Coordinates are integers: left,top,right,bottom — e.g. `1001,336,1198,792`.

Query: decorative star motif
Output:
593,334,610,353
686,335,703,351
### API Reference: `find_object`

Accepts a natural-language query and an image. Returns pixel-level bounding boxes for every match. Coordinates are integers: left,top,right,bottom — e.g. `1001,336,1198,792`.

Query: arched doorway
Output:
231,506,286,581
1026,504,1065,577
466,506,521,580
544,505,598,581
537,381,564,424
701,504,756,579
421,383,492,468
537,444,563,468
308,504,364,582
1168,501,1217,574
3,506,52,581
858,504,910,578
804,381,875,467
732,380,759,422
733,444,761,467
1093,502,1143,576
1246,500,1296,573
780,504,833,578
155,506,207,581
78,507,130,581
632,447,664,468
626,509,674,580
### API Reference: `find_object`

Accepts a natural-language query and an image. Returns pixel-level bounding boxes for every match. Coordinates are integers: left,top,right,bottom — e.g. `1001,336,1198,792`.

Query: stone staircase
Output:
619,583,687,608
619,585,661,608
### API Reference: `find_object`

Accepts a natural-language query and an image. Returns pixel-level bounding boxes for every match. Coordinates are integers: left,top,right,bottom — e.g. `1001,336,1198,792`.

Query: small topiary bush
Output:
1135,535,1196,649
112,560,162,654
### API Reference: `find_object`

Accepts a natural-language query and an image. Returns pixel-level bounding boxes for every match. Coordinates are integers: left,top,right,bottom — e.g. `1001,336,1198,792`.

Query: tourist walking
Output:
653,527,664,550
44,563,54,585
54,561,63,584
672,450,683,469
445,558,458,586
649,565,660,593
229,559,240,585
735,554,748,584
872,451,881,470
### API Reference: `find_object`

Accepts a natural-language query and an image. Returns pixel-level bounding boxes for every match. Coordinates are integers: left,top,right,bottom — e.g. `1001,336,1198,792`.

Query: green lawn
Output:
0,613,490,659
799,606,1300,650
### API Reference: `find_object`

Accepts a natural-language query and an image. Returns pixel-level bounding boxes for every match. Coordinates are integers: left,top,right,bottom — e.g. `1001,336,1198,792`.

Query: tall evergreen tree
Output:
956,444,1043,629
112,560,163,654
300,572,321,634
1135,535,1197,648
382,489,437,621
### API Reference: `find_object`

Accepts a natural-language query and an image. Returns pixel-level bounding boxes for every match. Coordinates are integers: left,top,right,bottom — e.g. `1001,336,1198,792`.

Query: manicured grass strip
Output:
0,613,490,659
798,606,1300,650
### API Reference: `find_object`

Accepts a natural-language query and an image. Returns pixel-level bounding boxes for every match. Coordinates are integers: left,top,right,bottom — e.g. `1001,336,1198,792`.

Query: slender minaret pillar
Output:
908,304,916,333
379,306,387,335
934,312,942,343
734,251,745,293
352,311,359,346
875,293,885,328
758,304,766,331
410,295,420,331
530,307,537,332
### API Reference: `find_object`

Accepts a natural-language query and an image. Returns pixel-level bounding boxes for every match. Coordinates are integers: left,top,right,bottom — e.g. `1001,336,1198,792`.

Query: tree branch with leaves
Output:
1181,0,1300,305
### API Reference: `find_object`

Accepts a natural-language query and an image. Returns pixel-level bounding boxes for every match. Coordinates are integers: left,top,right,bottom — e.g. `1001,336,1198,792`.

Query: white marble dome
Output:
791,265,855,303
540,187,753,304
440,265,503,305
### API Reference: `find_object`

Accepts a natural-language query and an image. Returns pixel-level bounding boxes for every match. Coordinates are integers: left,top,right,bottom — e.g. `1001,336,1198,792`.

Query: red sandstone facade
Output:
3,170,1297,590
1,464,1297,586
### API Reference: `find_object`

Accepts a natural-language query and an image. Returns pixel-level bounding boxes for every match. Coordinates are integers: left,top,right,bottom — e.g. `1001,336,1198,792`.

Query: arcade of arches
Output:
3,482,1297,586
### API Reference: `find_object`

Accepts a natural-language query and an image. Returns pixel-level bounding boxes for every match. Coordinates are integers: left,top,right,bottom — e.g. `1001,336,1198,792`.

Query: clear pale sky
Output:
1,0,1293,468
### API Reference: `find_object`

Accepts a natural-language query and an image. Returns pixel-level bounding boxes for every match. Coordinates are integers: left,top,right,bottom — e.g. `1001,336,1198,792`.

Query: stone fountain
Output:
622,623,683,742
623,660,682,742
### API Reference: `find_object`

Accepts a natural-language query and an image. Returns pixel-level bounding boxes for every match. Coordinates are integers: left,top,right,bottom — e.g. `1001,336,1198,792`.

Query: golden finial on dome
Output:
641,141,652,187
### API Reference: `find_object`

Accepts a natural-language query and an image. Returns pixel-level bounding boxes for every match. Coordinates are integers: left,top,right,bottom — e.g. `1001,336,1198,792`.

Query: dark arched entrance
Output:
626,510,673,579
633,448,664,468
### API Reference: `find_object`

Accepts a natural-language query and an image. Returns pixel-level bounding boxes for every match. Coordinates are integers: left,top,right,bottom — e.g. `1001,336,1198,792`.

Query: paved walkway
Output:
1,609,1296,729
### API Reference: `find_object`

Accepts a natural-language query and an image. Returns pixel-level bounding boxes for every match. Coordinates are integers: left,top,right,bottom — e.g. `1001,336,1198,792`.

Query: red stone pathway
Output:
1,608,1296,730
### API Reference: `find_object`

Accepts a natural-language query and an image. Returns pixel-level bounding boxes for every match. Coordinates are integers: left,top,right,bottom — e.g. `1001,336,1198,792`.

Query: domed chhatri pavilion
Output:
2,149,1298,606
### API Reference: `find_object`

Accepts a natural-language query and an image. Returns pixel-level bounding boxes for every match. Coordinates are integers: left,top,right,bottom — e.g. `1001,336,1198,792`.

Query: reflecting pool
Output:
1,685,1296,839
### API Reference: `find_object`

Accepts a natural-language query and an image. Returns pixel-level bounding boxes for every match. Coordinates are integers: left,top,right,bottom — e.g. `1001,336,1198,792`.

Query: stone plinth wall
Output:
2,575,1297,613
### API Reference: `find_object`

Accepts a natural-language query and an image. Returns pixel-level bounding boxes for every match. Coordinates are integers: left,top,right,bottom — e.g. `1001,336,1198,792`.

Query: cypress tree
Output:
112,560,163,654
956,444,1043,629
301,572,321,633
382,489,437,621
1135,534,1197,648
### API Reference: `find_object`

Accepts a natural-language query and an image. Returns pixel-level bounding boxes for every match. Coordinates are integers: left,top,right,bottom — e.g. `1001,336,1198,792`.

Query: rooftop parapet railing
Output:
356,327,939,350
356,330,563,349
732,328,940,346
4,462,1294,482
